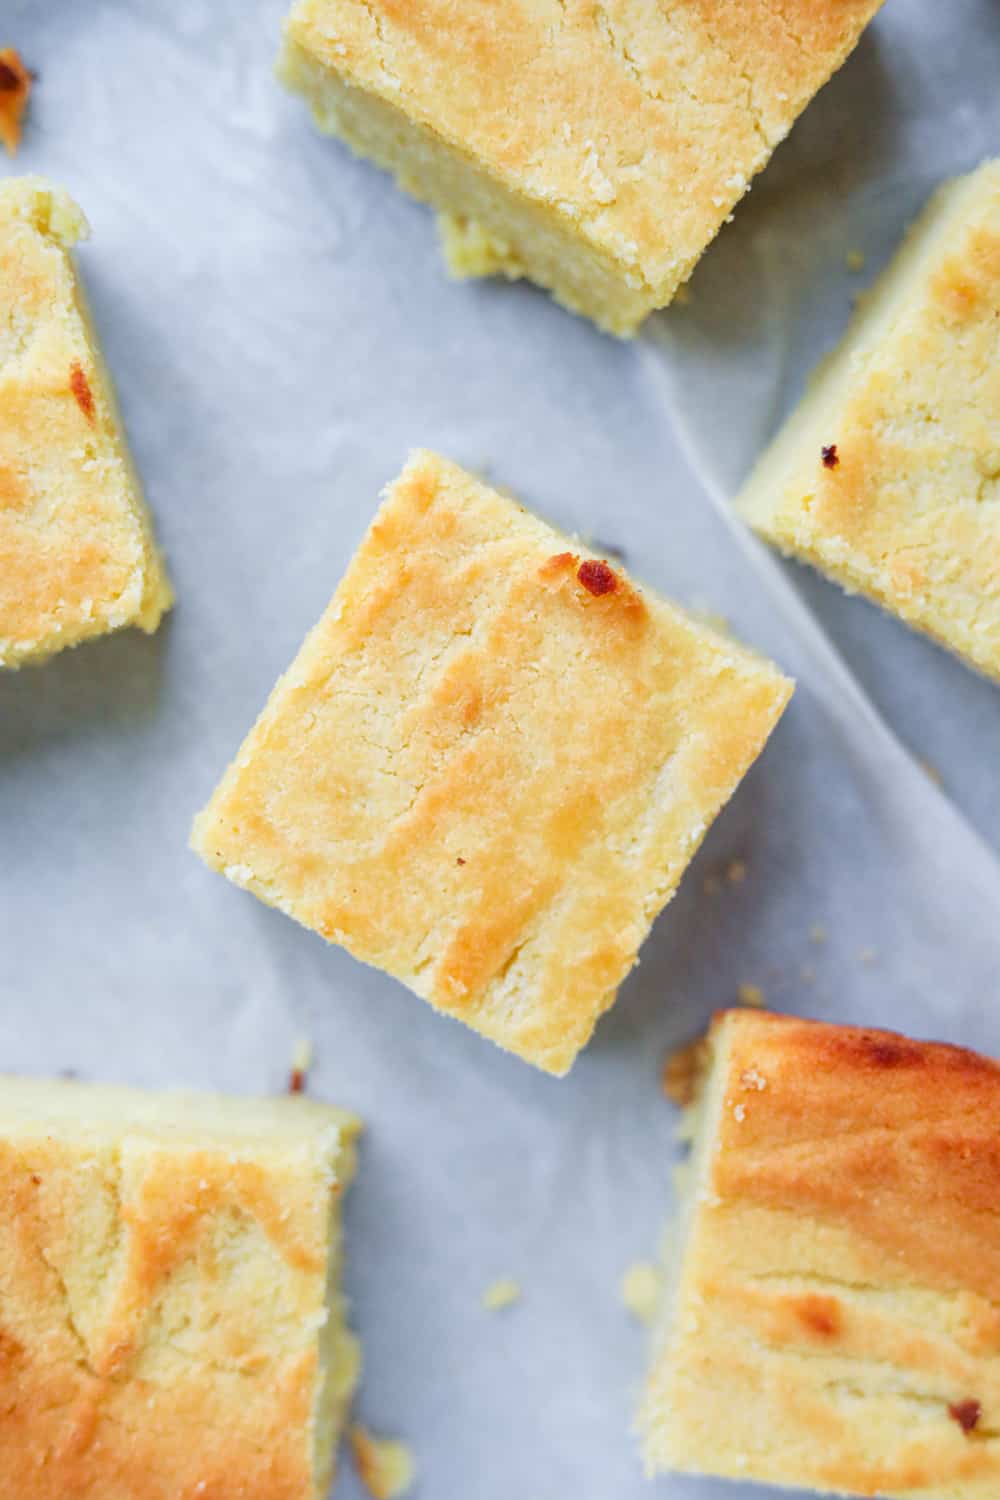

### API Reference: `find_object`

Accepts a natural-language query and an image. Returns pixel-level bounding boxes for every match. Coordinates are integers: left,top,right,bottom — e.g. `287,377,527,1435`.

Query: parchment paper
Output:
1,3,999,1497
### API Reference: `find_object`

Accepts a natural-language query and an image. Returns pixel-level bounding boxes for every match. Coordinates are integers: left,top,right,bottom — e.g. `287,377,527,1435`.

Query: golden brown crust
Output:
0,48,31,156
739,159,1000,682
643,1010,1000,1496
192,451,791,1075
0,177,172,668
283,0,884,329
0,1080,359,1500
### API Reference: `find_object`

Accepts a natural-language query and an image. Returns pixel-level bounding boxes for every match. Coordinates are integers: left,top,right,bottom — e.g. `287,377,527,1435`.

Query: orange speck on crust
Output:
69,362,95,423
793,1293,841,1338
0,49,31,157
949,1399,982,1435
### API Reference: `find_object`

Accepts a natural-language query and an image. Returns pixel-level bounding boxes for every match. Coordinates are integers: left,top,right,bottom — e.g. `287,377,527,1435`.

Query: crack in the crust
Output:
355,0,399,87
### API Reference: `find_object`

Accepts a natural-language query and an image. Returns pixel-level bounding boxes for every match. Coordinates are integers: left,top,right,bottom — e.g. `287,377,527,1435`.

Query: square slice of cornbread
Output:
191,451,791,1075
0,177,172,668
640,1009,1000,1497
277,0,884,335
738,159,1000,682
0,1075,361,1500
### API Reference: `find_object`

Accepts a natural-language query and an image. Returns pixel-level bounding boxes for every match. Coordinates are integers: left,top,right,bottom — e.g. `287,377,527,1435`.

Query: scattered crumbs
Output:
482,1276,522,1312
737,983,765,1009
809,925,827,946
921,759,944,786
733,1103,747,1123
288,1036,313,1095
726,858,747,885
662,1034,709,1106
702,873,722,897
821,444,840,470
621,1262,663,1326
0,48,31,157
845,248,866,273
740,1067,767,1092
858,947,878,966
949,1399,981,1435
350,1425,416,1500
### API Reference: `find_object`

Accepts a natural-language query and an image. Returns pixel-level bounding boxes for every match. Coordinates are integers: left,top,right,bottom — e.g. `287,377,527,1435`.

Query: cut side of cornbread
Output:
640,1009,1000,1497
0,177,172,668
0,1075,360,1499
277,0,885,336
738,159,1000,682
191,450,792,1075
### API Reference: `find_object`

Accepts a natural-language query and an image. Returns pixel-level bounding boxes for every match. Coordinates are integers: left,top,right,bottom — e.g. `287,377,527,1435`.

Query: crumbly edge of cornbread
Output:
191,450,793,1076
737,160,1000,682
0,178,173,669
276,34,664,335
0,1075,361,1497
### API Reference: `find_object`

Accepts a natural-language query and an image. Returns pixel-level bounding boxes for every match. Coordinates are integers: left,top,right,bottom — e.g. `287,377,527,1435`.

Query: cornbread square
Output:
277,0,884,335
191,451,791,1075
640,1009,1000,1497
0,1075,361,1500
738,159,1000,682
0,177,172,668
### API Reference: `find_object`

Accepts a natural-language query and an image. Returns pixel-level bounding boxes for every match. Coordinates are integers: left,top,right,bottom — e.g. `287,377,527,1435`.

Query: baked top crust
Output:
643,1009,1000,1496
0,177,172,667
285,0,884,300
0,1076,359,1500
738,159,1000,681
192,450,791,1074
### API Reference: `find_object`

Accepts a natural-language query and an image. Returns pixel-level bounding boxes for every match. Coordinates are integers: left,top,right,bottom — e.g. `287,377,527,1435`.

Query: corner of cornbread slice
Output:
738,158,1000,682
0,1075,361,1499
191,450,792,1075
277,0,885,334
640,1008,1000,1497
0,176,172,669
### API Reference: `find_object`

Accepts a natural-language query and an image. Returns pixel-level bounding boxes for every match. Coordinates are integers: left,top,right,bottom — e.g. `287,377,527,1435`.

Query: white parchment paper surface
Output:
1,3,999,1497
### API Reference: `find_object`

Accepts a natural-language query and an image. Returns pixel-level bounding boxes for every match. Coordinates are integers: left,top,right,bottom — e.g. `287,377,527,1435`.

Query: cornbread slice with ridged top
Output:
640,1009,1000,1496
191,450,791,1075
0,1075,361,1500
277,0,885,336
739,159,1000,682
0,177,172,668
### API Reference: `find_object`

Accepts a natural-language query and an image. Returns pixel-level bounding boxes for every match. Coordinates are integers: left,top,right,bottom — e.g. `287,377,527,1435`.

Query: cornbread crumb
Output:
809,925,828,946
288,1036,313,1094
621,1262,663,1326
0,48,31,155
858,946,878,965
703,874,722,897
192,451,791,1075
351,1425,416,1500
921,759,944,786
482,1276,522,1312
662,1036,710,1106
846,248,866,272
737,983,765,1009
726,859,747,885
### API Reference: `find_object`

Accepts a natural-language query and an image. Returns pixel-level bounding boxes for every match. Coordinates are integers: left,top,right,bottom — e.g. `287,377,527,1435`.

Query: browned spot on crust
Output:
578,559,618,596
0,49,31,155
949,1399,982,1434
456,856,466,866
538,550,578,581
793,1293,841,1338
69,363,95,423
821,444,839,470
